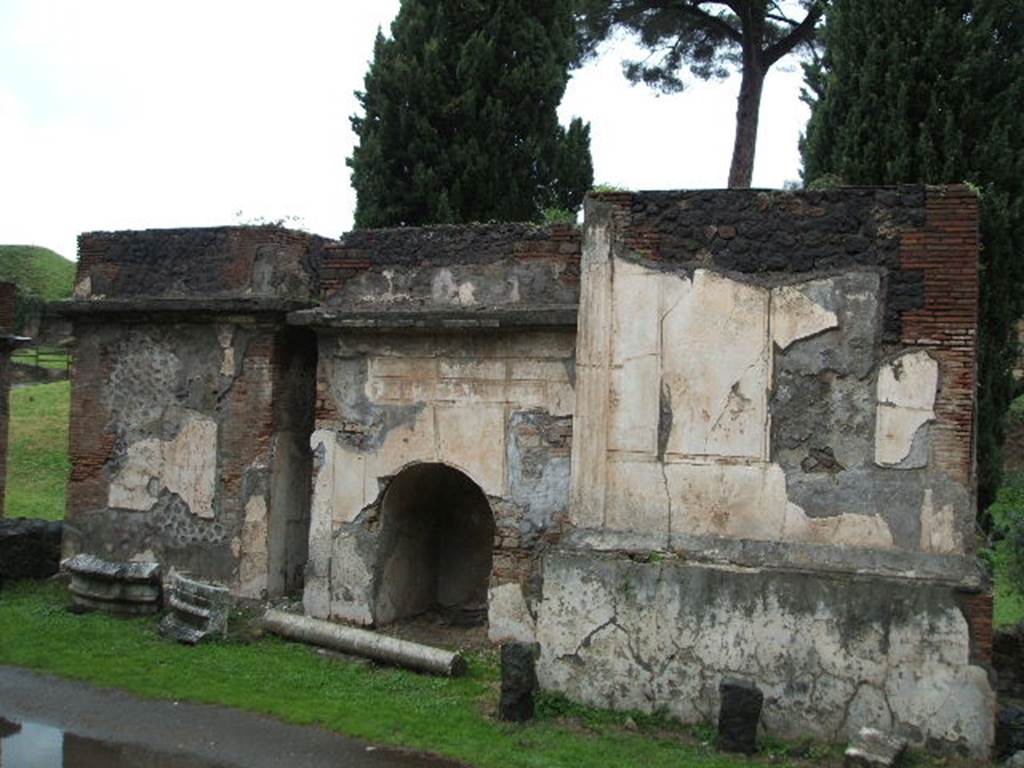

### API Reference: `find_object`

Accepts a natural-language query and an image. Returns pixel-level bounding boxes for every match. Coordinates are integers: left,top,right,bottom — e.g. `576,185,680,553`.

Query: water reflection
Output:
0,718,227,768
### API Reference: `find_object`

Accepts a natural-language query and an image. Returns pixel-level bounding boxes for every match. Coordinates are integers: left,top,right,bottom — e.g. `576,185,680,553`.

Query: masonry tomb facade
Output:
58,187,994,756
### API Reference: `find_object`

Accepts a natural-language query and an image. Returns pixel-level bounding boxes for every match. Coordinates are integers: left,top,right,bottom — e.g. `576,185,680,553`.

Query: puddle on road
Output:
0,717,227,768
0,716,460,768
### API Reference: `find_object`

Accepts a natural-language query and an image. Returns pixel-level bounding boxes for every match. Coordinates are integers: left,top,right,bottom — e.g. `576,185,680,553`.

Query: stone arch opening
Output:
373,463,494,627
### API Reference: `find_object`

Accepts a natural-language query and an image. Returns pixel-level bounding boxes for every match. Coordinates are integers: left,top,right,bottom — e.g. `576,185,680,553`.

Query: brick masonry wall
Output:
64,318,315,595
0,282,15,331
319,222,582,308
590,186,936,337
899,188,979,485
76,227,319,302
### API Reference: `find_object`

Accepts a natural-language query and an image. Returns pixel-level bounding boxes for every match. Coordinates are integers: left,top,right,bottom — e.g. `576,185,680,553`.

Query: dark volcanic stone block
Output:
717,678,763,754
500,642,539,722
998,703,1024,760
0,518,62,583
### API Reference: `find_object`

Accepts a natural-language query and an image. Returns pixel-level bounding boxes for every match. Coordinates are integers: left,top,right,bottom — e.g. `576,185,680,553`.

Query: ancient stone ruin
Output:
57,186,993,756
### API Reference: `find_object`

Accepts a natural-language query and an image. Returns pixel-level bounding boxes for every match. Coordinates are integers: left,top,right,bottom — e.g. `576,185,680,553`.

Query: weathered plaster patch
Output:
329,531,375,626
875,352,938,467
73,275,92,299
665,461,894,549
237,494,268,598
431,268,478,306
488,582,537,643
217,325,236,377
663,270,769,459
506,410,572,530
919,488,961,554
109,413,218,518
771,283,839,350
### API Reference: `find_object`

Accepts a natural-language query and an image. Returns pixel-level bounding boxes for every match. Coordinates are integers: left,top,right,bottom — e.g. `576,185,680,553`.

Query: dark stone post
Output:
499,642,539,722
717,678,763,754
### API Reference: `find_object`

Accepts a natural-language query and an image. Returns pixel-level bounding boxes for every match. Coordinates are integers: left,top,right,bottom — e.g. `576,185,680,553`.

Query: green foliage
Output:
6,381,70,521
0,245,75,334
575,1,824,93
348,0,593,228
801,0,1024,515
804,173,844,191
574,1,826,187
541,207,576,224
990,470,1024,619
0,245,74,301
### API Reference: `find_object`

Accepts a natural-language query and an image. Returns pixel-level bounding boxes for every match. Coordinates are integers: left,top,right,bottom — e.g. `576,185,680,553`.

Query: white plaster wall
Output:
536,552,994,757
109,411,218,519
570,239,900,551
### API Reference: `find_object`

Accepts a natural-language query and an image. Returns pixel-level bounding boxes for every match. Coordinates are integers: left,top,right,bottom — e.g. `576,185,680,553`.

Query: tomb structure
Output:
59,187,994,756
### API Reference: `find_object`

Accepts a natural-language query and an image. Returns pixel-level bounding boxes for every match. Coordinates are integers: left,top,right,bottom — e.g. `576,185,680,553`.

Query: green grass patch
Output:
990,469,1024,627
0,245,75,301
11,346,71,371
0,581,861,768
6,381,69,521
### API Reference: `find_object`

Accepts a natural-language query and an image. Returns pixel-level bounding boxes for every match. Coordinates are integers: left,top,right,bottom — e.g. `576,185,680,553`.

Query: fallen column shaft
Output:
262,609,467,677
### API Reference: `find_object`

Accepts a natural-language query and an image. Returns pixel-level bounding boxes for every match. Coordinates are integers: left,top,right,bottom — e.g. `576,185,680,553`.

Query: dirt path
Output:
0,665,466,768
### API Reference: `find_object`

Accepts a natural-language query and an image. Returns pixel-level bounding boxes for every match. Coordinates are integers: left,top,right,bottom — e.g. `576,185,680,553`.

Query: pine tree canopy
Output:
575,0,826,188
802,0,1024,515
348,0,594,229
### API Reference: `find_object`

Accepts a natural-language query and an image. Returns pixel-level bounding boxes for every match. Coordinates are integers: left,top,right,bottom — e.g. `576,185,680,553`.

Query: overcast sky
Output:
0,1,810,260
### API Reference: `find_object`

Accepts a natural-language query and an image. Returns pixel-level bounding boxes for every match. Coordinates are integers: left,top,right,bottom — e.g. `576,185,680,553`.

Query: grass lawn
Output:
11,346,72,371
6,381,69,521
3,581,958,768
0,245,75,301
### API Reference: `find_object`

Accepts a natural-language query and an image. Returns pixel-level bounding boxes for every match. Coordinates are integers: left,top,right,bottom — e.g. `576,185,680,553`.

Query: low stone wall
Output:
537,550,992,757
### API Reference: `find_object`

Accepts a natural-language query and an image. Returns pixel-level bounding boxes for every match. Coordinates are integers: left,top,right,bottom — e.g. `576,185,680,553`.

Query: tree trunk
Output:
728,57,766,189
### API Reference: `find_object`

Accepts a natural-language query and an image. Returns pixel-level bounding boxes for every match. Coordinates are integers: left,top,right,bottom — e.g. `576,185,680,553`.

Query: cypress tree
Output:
802,0,1024,516
348,0,593,229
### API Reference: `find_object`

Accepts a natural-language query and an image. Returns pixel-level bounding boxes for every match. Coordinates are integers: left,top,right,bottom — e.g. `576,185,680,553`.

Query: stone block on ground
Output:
996,626,1024,700
844,727,908,768
499,642,539,722
998,703,1024,760
1005,752,1024,768
717,678,763,754
63,554,161,615
158,572,232,644
0,518,62,583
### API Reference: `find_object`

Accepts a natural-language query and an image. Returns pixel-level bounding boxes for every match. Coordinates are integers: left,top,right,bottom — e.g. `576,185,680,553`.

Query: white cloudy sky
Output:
0,1,810,260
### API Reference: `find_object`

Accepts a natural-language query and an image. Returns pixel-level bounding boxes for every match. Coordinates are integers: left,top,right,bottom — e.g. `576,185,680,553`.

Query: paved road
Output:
0,665,466,768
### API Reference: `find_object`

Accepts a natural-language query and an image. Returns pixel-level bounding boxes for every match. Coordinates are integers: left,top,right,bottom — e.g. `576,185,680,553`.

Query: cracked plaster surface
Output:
875,351,938,467
109,412,218,519
589,258,895,549
537,551,994,757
